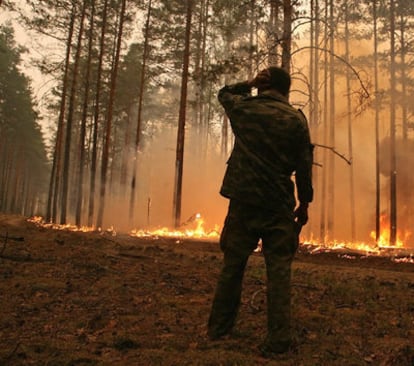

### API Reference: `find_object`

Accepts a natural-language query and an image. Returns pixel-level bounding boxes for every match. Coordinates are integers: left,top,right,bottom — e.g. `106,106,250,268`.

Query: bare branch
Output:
292,46,370,100
313,143,352,165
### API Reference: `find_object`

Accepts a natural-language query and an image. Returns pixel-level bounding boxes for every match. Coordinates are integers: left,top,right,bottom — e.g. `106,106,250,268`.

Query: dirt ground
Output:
0,213,413,366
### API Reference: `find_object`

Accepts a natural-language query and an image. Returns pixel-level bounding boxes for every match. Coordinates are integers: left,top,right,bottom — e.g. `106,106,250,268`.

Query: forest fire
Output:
28,214,413,262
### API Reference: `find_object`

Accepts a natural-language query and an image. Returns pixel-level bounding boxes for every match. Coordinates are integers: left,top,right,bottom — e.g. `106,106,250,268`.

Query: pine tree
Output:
0,24,49,216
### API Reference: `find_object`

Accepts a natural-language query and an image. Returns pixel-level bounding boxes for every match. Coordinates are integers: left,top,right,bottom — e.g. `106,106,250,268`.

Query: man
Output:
207,67,313,357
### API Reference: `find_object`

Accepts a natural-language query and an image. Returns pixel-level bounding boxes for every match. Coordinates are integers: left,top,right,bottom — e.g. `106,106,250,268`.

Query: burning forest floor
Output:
0,214,413,366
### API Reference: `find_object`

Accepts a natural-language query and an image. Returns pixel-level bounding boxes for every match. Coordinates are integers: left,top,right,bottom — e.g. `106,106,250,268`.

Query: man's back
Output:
219,85,313,212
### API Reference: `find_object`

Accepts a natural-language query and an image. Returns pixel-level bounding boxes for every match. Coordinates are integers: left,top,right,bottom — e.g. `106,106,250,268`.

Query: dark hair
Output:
268,66,291,96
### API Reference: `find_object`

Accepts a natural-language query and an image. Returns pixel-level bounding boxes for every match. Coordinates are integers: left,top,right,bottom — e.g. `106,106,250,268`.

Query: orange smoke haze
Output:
100,124,228,234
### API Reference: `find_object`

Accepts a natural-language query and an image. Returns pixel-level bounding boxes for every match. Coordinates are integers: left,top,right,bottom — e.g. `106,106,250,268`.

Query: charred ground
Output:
0,214,413,366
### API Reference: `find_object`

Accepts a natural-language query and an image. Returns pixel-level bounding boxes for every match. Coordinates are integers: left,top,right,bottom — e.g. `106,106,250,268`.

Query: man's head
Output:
252,67,291,96
268,66,291,96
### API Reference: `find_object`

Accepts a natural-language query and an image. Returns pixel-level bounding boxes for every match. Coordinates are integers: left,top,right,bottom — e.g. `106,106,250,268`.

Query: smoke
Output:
101,122,228,233
306,107,379,243
304,100,413,247
100,103,413,247
99,36,413,249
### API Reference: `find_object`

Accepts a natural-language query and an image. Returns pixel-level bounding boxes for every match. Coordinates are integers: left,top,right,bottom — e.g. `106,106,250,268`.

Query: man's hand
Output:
294,202,309,227
248,69,271,91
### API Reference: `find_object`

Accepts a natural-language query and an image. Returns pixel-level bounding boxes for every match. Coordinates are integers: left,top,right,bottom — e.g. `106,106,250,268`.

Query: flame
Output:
368,213,411,249
27,216,115,235
27,213,413,261
28,214,219,240
302,213,412,256
130,213,220,240
302,236,381,254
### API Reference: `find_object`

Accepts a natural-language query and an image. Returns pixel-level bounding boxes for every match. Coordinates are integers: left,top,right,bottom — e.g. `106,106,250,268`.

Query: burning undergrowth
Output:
28,215,414,264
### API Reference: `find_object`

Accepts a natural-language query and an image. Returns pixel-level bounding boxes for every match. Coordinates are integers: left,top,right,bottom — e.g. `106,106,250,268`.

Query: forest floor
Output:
0,213,413,366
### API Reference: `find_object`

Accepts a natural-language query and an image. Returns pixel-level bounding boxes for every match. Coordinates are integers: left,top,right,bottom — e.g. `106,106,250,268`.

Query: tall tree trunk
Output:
308,0,320,237
76,0,95,226
22,174,31,216
61,0,87,224
344,1,356,241
389,0,397,244
0,143,11,211
373,0,381,241
129,0,152,222
88,0,109,227
248,0,256,79
46,6,76,223
281,0,292,74
9,154,21,213
221,114,229,157
199,0,209,155
399,11,408,140
173,0,193,228
119,103,134,188
309,0,315,126
327,0,335,238
220,35,231,158
97,0,127,229
319,0,329,242
268,0,280,65
313,0,320,130
194,0,203,130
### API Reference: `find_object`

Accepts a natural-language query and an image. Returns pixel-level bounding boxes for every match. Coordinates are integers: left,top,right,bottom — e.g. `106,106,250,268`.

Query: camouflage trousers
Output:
208,199,299,346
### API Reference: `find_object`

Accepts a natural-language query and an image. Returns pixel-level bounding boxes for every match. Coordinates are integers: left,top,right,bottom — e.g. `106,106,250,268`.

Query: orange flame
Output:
369,213,411,249
301,214,412,255
28,213,413,261
130,213,220,240
27,216,114,235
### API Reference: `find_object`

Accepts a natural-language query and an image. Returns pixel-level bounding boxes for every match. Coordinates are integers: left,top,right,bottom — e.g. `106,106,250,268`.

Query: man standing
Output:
207,67,313,356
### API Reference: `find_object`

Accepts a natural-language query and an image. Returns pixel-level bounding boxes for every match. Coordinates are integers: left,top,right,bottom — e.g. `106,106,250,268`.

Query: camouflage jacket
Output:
218,81,313,212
